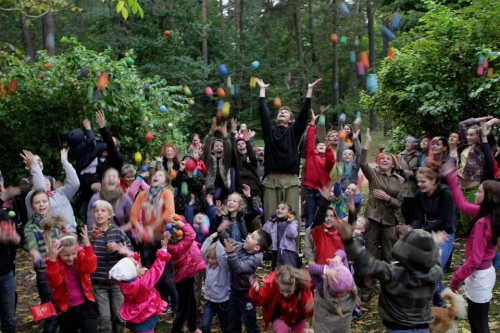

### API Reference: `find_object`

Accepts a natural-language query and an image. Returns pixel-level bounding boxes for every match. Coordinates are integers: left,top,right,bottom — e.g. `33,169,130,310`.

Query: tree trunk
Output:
308,0,317,63
382,18,391,135
202,0,208,66
292,0,304,79
367,0,377,130
219,0,225,42
332,3,339,106
20,13,35,61
42,5,55,55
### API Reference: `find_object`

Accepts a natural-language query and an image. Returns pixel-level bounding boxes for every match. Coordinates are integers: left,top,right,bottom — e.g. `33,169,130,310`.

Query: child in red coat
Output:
45,220,98,333
248,265,314,333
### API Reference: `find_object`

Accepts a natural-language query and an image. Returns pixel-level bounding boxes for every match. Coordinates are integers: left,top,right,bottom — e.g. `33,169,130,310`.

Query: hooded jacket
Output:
303,125,336,190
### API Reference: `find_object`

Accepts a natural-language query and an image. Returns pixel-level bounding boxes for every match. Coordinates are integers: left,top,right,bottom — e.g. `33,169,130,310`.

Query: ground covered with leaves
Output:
15,235,500,333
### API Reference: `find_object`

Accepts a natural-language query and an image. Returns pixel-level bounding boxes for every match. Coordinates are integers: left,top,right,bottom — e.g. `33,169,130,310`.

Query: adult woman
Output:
398,136,420,224
419,135,431,166
412,163,455,307
359,128,404,301
448,132,461,160
86,168,133,230
120,164,150,200
426,136,457,184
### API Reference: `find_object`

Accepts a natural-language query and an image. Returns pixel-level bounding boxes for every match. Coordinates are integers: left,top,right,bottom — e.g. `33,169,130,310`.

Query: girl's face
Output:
378,154,394,172
192,136,200,145
226,195,241,213
122,172,135,187
420,138,429,150
448,133,460,146
431,140,446,155
194,215,203,225
103,170,119,190
151,171,167,186
207,254,219,269
342,150,354,162
59,245,78,266
276,203,290,219
93,207,111,226
191,150,200,160
324,208,338,228
417,174,436,194
212,141,224,157
32,193,50,215
475,184,485,205
279,283,295,299
343,126,351,135
466,129,479,145
237,140,247,154
165,147,176,160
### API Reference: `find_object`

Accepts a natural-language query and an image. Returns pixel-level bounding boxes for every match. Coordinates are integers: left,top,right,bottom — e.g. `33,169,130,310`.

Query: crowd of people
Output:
0,77,499,333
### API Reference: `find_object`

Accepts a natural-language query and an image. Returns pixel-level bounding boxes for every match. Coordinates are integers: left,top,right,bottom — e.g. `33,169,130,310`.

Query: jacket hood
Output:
67,129,85,150
392,229,440,272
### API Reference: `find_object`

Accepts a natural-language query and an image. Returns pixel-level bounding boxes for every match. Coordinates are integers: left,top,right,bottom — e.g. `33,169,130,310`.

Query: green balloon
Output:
126,57,134,65
8,211,15,218
340,36,347,45
319,115,325,126
181,182,189,196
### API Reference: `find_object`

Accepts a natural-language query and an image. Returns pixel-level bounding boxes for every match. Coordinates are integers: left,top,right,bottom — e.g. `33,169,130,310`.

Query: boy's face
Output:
207,254,219,269
194,215,203,225
243,231,261,253
316,143,326,154
191,150,200,160
237,140,247,154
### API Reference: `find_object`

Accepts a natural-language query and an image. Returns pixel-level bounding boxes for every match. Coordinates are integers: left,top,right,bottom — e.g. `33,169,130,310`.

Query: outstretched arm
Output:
256,78,273,138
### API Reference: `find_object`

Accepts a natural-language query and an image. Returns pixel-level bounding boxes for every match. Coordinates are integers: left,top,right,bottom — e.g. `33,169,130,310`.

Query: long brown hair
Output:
467,181,500,246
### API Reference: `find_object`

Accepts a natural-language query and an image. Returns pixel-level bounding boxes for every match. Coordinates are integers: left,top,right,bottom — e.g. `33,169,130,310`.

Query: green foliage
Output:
362,0,500,145
0,38,188,182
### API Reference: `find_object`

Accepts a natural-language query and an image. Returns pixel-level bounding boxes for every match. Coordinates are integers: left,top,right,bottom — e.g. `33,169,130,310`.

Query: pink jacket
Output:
167,218,206,283
118,249,170,324
447,172,496,283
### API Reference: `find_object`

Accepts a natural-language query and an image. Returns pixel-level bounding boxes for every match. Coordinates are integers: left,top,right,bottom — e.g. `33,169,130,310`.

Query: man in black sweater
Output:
255,77,322,221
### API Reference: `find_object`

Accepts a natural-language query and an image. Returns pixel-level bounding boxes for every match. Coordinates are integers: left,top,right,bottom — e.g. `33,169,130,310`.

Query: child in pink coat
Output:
109,236,171,333
166,215,207,333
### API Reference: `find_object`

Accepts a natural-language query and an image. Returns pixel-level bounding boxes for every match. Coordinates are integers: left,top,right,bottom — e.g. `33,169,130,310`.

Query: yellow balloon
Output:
222,102,230,117
250,77,256,89
134,152,142,163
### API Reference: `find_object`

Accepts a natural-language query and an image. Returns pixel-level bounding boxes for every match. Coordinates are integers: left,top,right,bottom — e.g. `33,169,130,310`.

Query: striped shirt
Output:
24,219,62,273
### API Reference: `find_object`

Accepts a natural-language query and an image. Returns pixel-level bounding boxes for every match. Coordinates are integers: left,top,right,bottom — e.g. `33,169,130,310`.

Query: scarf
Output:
142,185,166,226
30,213,47,229
100,186,123,208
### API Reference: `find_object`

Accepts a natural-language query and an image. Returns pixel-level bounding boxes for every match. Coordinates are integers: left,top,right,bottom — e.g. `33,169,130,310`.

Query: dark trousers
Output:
36,272,58,333
58,299,99,333
305,188,321,229
0,271,16,333
143,243,178,313
171,277,197,333
227,290,260,333
401,197,416,225
467,298,490,333
201,300,229,333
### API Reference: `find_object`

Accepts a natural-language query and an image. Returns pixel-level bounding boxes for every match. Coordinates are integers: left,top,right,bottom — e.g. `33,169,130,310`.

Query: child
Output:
89,200,135,333
215,184,260,242
262,202,298,269
337,127,361,192
187,145,207,175
109,235,172,333
303,110,336,229
165,215,206,333
308,250,357,333
331,182,362,220
200,233,230,333
444,131,499,332
248,265,314,333
24,191,62,333
45,223,98,333
217,225,272,333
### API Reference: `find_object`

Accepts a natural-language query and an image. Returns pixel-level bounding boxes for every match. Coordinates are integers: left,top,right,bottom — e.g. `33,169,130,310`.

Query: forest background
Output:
1,0,500,181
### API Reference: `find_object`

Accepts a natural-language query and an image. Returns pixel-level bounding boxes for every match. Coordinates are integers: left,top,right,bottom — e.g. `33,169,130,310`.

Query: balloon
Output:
340,36,347,45
477,65,484,77
205,86,213,97
354,38,359,47
357,61,365,76
181,182,189,196
487,68,494,78
164,30,171,36
230,85,235,95
250,77,256,89
392,12,400,31
81,69,89,79
274,97,281,108
144,84,150,92
141,165,148,172
227,76,232,88
193,168,199,177
173,214,181,221
188,99,194,105
159,105,167,113
136,176,143,182
8,211,15,218
218,64,228,76
234,84,240,95
213,187,222,200
216,110,222,121
330,33,338,44
483,58,489,69
251,60,260,69
356,111,361,119
125,57,134,65
145,131,154,142
166,224,173,231
8,80,16,94
360,52,369,68
134,152,142,163
387,47,395,62
339,113,346,123
185,159,196,172
271,213,277,220
217,87,226,99
258,208,264,216
168,122,173,128
183,86,192,96
97,73,108,91
44,62,52,69
176,229,184,238
381,26,396,40
319,115,325,126
90,202,96,209
222,102,230,117
39,73,46,79
287,72,292,83
170,170,177,179
478,55,485,66
93,90,100,103
350,51,356,63
340,2,349,15
217,99,224,111
366,74,378,93
201,225,209,235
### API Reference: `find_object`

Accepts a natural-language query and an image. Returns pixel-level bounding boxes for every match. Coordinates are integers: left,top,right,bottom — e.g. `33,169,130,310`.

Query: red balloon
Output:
185,159,196,172
145,131,154,142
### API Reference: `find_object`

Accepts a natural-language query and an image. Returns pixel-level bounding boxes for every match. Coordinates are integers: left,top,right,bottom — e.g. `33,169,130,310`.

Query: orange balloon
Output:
338,129,346,140
274,97,281,108
8,79,16,94
176,229,184,237
330,33,338,44
0,83,5,100
173,214,181,221
217,87,226,99
487,68,494,78
387,48,395,62
44,62,52,69
170,170,177,179
287,213,294,220
97,73,108,91
164,30,171,36
360,52,369,69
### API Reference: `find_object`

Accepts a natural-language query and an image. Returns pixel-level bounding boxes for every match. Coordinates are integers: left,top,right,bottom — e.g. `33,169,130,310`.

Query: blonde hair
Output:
43,214,78,248
93,200,113,219
226,193,246,212
121,164,137,177
194,213,207,223
276,265,310,292
205,242,217,258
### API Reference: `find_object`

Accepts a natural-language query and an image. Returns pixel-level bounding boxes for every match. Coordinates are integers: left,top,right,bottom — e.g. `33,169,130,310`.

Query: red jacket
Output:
303,125,335,189
45,245,97,312
248,271,314,332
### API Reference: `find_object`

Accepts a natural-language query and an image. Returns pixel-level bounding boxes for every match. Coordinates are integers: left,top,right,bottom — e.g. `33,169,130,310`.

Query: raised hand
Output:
309,109,319,125
60,148,68,161
82,118,91,130
319,105,331,115
20,150,37,166
230,117,239,134
80,225,90,246
46,239,62,262
219,120,228,138
242,184,251,198
90,226,103,242
255,78,269,89
307,78,322,89
242,129,250,142
96,110,106,129
217,218,231,233
223,239,238,253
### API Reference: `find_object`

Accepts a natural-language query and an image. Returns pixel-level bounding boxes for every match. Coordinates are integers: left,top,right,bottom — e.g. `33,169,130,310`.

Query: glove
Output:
449,276,461,292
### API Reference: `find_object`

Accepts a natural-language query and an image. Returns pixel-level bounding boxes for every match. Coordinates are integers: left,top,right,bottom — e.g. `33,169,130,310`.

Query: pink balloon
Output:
205,86,213,97
477,65,485,77
357,61,365,76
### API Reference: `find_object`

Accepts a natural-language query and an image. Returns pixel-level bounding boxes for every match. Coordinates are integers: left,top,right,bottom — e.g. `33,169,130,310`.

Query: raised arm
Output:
256,78,273,137
360,129,376,182
59,149,80,199
292,79,322,141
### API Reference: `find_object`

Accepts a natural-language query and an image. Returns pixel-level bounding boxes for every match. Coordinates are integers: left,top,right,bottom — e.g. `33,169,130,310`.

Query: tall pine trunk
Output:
20,13,35,61
202,0,208,66
367,0,377,130
42,4,55,55
309,0,317,63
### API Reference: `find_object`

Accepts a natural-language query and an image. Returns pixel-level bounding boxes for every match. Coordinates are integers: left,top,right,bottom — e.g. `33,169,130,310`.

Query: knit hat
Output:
182,153,195,161
109,258,137,281
148,161,158,169
67,129,85,150
392,229,440,272
327,261,353,293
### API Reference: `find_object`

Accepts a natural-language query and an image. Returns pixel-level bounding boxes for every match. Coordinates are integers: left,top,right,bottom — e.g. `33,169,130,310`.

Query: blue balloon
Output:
381,26,396,41
251,61,260,69
159,105,167,113
339,113,346,123
350,51,356,63
218,64,228,76
217,99,224,111
392,12,400,31
90,202,96,209
478,55,485,66
234,84,240,95
366,74,378,93
136,176,143,182
340,2,350,16
141,165,148,172
333,82,339,90
166,224,173,231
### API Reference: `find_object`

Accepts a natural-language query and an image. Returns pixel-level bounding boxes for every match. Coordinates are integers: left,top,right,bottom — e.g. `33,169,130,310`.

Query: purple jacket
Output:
262,218,298,252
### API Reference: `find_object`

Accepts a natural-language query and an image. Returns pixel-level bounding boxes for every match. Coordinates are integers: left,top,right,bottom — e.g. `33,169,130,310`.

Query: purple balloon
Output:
258,208,264,216
213,187,222,200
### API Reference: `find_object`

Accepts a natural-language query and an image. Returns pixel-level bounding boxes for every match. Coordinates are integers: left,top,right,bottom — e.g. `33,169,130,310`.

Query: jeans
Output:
36,272,58,333
433,232,455,307
93,282,125,333
386,329,429,333
57,299,98,333
493,252,500,271
305,188,321,229
201,300,229,333
227,290,260,333
143,243,178,313
0,271,16,333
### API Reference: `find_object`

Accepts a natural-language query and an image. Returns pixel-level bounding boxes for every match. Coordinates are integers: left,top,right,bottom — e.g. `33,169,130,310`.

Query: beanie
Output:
392,229,439,272
67,129,85,150
327,262,353,293
109,258,137,281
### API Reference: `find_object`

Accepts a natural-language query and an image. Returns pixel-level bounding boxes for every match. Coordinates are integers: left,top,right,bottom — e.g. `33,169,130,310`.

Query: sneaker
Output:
162,306,173,315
